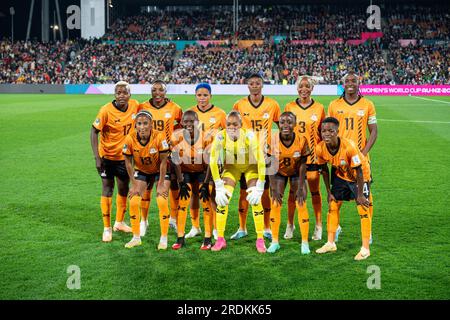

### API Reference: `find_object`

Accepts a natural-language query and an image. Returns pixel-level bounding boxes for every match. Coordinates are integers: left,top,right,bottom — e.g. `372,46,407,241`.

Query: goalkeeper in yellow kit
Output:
210,110,267,253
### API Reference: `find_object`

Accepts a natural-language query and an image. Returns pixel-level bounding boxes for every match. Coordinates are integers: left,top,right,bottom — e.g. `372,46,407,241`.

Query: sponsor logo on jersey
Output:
243,112,250,116
337,110,344,114
352,155,361,165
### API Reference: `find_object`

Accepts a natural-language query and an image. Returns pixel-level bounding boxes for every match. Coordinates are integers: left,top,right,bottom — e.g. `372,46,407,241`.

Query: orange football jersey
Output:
138,98,183,143
92,99,140,161
328,96,377,152
189,105,226,139
284,99,325,165
233,96,280,146
315,138,371,182
171,130,213,173
122,130,170,174
269,133,310,177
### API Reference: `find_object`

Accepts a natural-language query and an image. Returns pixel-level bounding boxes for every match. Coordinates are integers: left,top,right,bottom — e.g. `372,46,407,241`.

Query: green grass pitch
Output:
0,93,449,300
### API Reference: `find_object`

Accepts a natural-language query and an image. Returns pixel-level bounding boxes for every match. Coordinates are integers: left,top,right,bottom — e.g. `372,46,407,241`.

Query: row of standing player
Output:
90,72,378,259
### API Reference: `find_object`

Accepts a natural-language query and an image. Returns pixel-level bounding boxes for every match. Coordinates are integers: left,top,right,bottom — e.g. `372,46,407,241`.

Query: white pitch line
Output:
409,95,450,105
378,119,450,124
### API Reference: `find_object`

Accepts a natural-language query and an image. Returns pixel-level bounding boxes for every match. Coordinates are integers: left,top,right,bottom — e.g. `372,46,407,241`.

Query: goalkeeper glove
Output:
214,179,231,207
246,179,265,206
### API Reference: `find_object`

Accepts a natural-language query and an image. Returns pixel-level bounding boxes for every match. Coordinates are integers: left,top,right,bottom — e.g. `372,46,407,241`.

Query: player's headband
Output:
135,110,153,121
195,83,212,93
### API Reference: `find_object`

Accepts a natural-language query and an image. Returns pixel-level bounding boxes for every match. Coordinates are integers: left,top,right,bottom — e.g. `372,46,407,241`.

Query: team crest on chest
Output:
340,159,347,166
357,110,365,117
293,151,301,158
263,113,269,119
165,112,171,118
209,117,216,123
149,148,157,154
311,114,318,121
131,113,136,120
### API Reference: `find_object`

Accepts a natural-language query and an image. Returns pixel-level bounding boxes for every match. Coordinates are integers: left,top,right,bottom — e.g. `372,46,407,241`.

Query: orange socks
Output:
287,190,296,225
357,205,372,242
270,201,282,242
327,200,342,235
202,198,213,237
129,195,141,236
262,189,271,230
169,188,179,221
296,201,309,242
140,189,151,222
100,196,112,228
115,194,127,223
157,195,170,237
176,187,191,237
190,207,200,229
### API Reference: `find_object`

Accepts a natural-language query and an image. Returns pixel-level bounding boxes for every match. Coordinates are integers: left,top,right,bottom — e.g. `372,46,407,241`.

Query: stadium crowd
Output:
388,43,450,85
1,4,448,85
102,5,449,41
0,40,75,84
62,41,176,84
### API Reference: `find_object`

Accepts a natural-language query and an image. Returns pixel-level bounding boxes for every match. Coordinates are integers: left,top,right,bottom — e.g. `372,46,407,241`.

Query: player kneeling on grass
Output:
267,112,311,254
122,110,171,249
171,111,214,250
315,117,372,261
209,110,267,253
